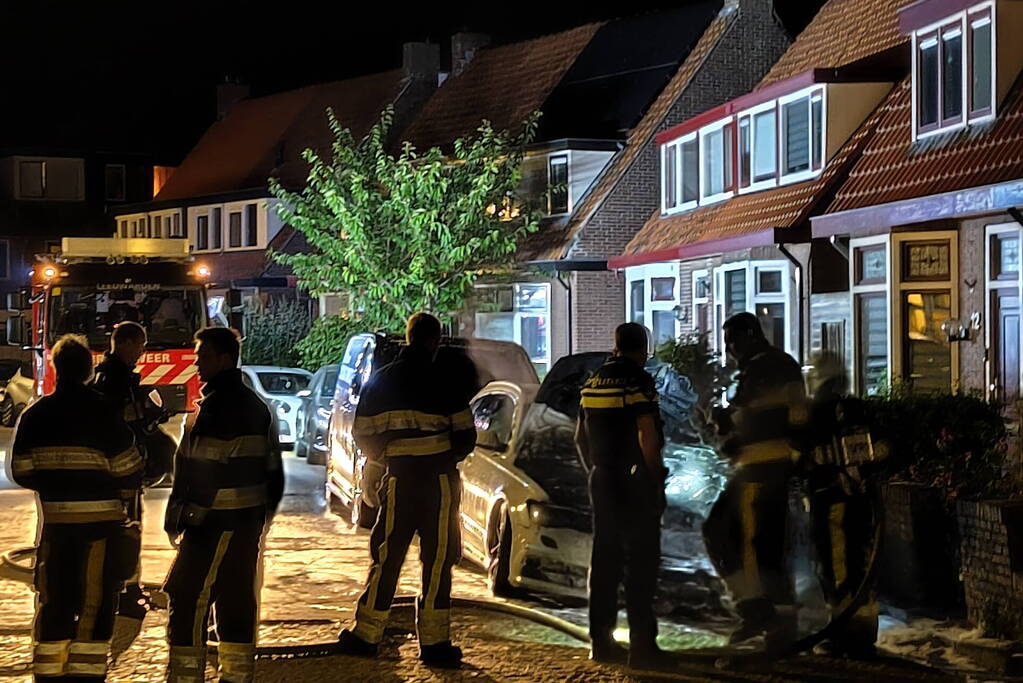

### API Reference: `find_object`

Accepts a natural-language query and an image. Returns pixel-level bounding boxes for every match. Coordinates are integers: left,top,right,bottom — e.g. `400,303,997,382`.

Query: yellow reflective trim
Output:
217,641,256,682
449,408,474,431
211,485,267,510
735,440,795,466
580,387,628,395
188,435,269,463
66,661,107,676
383,432,451,457
357,477,397,644
580,395,624,409
28,447,109,471
77,538,107,640
69,640,110,655
193,531,233,646
109,446,143,477
354,409,451,437
11,453,34,475
41,499,125,523
34,640,71,655
624,391,656,405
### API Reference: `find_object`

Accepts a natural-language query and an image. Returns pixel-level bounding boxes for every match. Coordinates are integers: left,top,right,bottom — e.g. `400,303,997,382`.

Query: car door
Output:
328,335,374,501
460,390,517,562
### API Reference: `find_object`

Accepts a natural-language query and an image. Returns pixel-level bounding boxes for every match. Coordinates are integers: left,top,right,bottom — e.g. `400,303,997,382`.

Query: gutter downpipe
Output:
778,243,805,366
555,271,572,355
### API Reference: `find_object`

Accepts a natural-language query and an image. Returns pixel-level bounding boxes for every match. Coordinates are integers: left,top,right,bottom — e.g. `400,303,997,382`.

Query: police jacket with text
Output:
167,368,283,531
722,343,806,466
578,355,662,470
352,345,476,474
11,382,142,524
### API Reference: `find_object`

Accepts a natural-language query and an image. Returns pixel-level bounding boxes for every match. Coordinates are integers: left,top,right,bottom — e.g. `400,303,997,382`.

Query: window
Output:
738,117,751,188
651,277,675,301
855,245,887,285
681,136,699,205
630,280,645,324
757,268,783,294
548,154,569,214
724,269,746,317
714,261,790,353
105,164,126,201
780,90,824,178
229,211,242,247
661,134,698,213
850,238,890,396
915,4,996,137
663,145,678,211
991,231,1019,281
171,213,183,238
244,204,258,247
627,264,679,347
474,283,551,375
753,108,777,183
0,240,10,279
701,121,733,202
692,270,711,336
118,220,128,238
152,216,162,239
212,208,222,249
903,291,953,392
196,215,209,250
19,161,44,198
987,225,1022,401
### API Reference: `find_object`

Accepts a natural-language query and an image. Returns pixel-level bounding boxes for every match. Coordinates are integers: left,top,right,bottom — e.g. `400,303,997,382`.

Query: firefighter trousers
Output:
703,463,794,625
164,522,265,683
588,466,661,651
33,521,123,681
352,469,461,646
811,489,879,653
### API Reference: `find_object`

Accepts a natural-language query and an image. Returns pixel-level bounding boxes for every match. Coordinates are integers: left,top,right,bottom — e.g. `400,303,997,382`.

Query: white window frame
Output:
712,260,792,356
661,132,698,215
547,152,571,217
625,263,681,350
660,142,678,214
984,222,1022,401
778,86,827,185
474,282,552,372
737,99,780,194
221,202,263,252
850,235,892,396
699,119,734,206
911,1,996,141
691,268,711,336
191,206,226,253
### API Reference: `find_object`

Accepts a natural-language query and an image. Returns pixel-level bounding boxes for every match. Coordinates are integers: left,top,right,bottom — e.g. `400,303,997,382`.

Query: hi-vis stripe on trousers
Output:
353,470,461,646
164,523,264,683
33,521,123,680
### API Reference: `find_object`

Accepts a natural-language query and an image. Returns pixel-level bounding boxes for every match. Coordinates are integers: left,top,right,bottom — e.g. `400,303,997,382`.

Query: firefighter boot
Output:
419,641,462,668
629,643,675,671
589,638,628,664
335,629,378,657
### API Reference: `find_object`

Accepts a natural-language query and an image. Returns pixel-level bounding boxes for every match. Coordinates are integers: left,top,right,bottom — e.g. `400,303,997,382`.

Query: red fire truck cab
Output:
8,237,213,413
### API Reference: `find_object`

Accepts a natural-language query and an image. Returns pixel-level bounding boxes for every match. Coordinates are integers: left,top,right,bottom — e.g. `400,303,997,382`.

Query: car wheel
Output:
325,469,348,518
488,505,518,597
307,446,326,466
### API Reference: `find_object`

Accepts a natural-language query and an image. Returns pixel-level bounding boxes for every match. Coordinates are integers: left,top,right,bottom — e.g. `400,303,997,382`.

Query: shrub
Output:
295,314,365,371
240,300,312,368
656,333,732,441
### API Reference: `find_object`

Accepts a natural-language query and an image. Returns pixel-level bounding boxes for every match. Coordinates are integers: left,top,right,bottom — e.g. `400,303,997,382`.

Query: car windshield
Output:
48,285,205,351
257,372,310,395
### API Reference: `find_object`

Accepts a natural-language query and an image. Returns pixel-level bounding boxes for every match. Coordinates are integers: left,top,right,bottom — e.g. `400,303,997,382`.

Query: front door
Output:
992,289,1020,402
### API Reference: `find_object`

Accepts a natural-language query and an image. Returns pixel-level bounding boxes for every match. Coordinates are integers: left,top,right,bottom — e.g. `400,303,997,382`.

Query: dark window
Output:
942,28,963,123
757,269,783,294
663,145,677,210
725,269,746,317
783,97,810,174
244,204,257,246
651,277,675,301
738,117,751,188
858,293,887,395
919,37,940,128
820,320,846,367
196,215,209,250
811,94,824,169
652,310,675,347
970,14,993,116
0,240,10,279
548,154,569,214
104,164,126,201
19,161,44,198
991,233,1020,281
757,303,785,349
152,215,162,239
630,280,645,324
229,212,242,247
212,208,222,249
681,138,699,203
172,213,182,238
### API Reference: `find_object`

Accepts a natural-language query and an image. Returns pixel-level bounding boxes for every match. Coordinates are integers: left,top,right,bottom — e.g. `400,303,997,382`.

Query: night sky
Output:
0,1,822,163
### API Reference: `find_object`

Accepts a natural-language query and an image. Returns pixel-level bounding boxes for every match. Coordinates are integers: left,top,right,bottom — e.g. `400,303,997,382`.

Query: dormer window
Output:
913,2,995,138
700,120,734,204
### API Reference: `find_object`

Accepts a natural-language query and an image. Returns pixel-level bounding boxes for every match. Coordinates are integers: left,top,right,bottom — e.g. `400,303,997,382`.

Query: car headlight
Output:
526,500,589,531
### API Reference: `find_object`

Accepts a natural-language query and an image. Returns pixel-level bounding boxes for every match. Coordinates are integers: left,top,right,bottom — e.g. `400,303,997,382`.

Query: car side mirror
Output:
7,288,29,312
6,315,25,347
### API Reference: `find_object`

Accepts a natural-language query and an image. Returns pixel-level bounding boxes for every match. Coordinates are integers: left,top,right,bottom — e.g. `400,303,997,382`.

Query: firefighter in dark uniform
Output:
575,322,669,669
703,312,805,648
337,313,476,668
163,327,283,683
11,334,142,681
91,321,172,659
803,354,881,659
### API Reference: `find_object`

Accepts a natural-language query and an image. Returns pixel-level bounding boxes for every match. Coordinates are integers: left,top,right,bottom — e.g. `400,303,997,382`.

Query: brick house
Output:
401,1,789,375
112,43,441,318
609,0,908,369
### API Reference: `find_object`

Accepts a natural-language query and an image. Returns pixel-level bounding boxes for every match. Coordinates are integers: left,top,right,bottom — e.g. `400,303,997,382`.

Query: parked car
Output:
0,362,35,427
459,352,730,599
239,366,313,448
295,364,339,465
325,333,537,527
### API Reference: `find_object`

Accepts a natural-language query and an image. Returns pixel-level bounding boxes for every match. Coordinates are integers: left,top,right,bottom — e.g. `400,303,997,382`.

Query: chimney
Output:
217,79,250,121
450,32,491,77
402,42,441,83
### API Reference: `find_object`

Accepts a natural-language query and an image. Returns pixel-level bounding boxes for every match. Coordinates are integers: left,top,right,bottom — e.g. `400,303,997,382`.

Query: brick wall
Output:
568,0,791,350
958,499,1023,639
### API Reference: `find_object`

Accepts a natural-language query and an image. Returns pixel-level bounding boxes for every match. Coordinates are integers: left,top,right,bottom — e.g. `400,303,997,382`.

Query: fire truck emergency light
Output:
196,265,211,279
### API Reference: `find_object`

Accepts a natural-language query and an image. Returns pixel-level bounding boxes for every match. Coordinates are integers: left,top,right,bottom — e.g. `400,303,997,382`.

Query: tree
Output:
270,107,542,335
240,299,312,368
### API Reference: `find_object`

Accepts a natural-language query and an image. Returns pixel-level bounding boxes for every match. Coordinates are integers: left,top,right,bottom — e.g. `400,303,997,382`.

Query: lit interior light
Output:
196,265,211,278
42,266,57,279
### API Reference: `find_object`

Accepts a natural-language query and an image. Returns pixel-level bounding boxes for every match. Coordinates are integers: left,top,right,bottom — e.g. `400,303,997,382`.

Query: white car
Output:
458,353,729,599
0,364,35,427
240,366,312,447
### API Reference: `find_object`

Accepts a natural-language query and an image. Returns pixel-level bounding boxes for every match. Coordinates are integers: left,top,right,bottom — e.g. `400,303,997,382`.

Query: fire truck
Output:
7,237,216,414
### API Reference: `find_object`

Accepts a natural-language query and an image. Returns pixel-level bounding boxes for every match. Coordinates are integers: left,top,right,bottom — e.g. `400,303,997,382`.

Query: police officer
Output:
703,312,805,648
91,321,171,658
11,334,142,681
337,313,475,668
803,354,880,659
575,322,668,669
163,327,283,683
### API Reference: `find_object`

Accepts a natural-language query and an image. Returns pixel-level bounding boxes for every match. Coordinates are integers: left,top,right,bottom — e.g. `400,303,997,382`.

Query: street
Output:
0,429,966,682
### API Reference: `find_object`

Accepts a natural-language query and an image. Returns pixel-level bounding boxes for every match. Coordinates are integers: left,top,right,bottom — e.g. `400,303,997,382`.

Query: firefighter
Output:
163,327,283,683
91,321,171,659
575,322,669,669
11,334,142,681
803,354,880,659
703,312,805,649
336,313,475,668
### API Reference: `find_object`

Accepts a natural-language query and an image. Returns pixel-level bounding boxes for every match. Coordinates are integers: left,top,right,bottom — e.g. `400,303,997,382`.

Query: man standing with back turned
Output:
164,327,283,683
337,313,476,668
575,323,669,669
